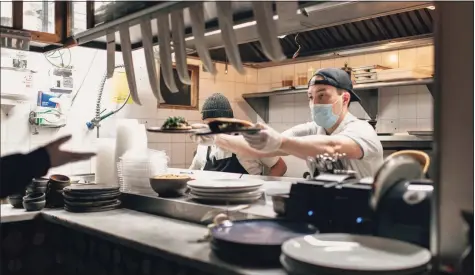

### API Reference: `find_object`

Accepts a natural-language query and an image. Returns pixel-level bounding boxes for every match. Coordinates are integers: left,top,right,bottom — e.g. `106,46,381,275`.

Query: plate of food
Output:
147,116,196,133
194,118,261,136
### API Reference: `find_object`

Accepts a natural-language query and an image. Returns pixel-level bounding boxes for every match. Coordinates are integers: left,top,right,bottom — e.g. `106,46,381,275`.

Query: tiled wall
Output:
0,47,258,175
1,44,434,179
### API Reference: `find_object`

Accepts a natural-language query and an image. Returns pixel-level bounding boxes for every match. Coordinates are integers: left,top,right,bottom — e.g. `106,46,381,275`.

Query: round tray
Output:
146,127,196,134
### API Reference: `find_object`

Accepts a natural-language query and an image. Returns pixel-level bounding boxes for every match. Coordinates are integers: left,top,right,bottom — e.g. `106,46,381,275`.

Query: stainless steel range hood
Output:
74,1,433,52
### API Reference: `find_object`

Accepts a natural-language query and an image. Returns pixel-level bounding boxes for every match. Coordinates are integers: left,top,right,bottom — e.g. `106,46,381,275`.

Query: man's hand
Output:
242,123,283,153
189,123,216,146
45,135,96,168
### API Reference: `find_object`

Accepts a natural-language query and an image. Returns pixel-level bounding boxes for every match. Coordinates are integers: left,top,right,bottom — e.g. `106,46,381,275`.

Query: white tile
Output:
398,93,417,119
216,62,235,82
398,86,417,94
377,119,399,133
349,102,370,119
378,94,399,119
257,68,272,84
171,143,186,165
270,66,283,84
232,66,246,83
294,104,311,124
417,118,433,130
245,68,258,84
71,160,91,175
151,143,171,159
398,119,418,132
416,91,433,119
185,142,197,165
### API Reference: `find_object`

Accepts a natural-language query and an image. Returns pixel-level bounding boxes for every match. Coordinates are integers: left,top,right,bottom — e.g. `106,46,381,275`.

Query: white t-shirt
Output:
189,145,280,175
282,112,383,178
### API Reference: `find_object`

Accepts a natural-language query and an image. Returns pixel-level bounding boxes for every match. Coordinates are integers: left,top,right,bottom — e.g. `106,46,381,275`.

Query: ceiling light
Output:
426,6,435,10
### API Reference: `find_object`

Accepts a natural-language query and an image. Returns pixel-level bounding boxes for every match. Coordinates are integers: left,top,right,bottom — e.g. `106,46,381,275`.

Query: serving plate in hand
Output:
187,179,264,190
194,128,260,136
146,127,196,134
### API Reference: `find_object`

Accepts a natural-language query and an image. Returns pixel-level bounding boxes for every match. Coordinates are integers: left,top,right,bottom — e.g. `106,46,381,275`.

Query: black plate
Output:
211,219,317,246
63,184,120,192
210,219,317,267
146,127,196,134
63,191,121,202
64,200,121,213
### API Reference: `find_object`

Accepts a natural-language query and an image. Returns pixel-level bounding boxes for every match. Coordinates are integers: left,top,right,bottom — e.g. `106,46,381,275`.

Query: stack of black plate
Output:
63,184,121,213
210,219,318,267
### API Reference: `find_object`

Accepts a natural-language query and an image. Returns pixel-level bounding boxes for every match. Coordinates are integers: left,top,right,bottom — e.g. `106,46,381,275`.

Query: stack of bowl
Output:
22,192,46,211
26,178,49,194
45,174,71,208
7,194,24,208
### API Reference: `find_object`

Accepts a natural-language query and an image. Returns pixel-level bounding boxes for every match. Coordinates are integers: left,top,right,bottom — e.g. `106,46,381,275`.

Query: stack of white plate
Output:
187,179,264,204
280,234,431,275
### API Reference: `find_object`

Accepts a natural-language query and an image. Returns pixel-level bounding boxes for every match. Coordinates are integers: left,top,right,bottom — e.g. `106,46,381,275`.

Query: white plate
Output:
190,189,262,199
282,234,431,272
190,194,261,204
189,186,261,194
187,179,264,190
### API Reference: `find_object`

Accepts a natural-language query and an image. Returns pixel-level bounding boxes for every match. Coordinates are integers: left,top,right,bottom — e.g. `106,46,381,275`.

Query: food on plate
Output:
162,116,192,130
152,174,191,180
206,118,255,133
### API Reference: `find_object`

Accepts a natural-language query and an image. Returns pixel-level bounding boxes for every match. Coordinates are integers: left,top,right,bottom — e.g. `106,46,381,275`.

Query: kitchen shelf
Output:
0,67,37,73
242,78,434,123
0,97,29,115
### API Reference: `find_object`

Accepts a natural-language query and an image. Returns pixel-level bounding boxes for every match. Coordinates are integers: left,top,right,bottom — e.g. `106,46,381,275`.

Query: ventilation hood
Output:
73,1,434,62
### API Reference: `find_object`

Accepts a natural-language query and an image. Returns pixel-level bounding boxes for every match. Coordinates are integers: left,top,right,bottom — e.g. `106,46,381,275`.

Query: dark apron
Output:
203,147,249,174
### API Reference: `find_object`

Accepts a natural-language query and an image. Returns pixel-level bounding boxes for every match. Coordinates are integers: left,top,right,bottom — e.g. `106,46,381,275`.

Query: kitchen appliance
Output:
210,219,318,267
285,173,373,234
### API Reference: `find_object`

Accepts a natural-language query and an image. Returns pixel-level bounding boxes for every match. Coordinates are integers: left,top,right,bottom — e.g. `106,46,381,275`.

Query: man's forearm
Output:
215,134,287,158
280,134,362,159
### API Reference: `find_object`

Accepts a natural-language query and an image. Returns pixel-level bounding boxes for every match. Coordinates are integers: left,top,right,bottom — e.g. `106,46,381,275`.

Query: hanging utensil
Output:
119,25,141,105
156,13,179,93
251,2,286,62
189,3,217,75
171,9,192,85
106,32,115,78
306,157,317,179
140,19,161,101
215,2,245,75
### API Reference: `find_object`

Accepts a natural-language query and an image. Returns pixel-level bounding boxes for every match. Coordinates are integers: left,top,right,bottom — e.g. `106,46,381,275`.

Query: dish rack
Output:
117,149,169,193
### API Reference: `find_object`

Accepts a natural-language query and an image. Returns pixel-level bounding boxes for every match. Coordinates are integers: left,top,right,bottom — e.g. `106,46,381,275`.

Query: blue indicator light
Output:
308,210,314,216
356,217,363,223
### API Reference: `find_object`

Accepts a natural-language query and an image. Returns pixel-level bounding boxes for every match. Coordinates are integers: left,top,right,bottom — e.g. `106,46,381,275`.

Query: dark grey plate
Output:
146,127,196,134
64,200,121,213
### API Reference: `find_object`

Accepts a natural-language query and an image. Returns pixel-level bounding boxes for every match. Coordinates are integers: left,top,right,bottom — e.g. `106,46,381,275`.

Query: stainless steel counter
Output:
378,134,432,150
122,169,297,225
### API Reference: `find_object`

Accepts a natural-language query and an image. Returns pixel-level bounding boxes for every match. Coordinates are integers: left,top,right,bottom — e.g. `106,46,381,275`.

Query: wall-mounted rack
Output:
242,78,434,123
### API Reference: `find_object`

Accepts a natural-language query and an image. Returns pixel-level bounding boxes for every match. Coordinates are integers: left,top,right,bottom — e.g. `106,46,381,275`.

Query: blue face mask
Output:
310,97,342,129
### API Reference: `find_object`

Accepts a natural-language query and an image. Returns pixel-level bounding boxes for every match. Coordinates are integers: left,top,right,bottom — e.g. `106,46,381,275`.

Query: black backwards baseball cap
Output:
308,67,361,102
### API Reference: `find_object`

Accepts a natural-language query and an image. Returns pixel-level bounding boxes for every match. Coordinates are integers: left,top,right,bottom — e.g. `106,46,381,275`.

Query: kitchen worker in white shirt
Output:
201,68,383,178
189,93,287,176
